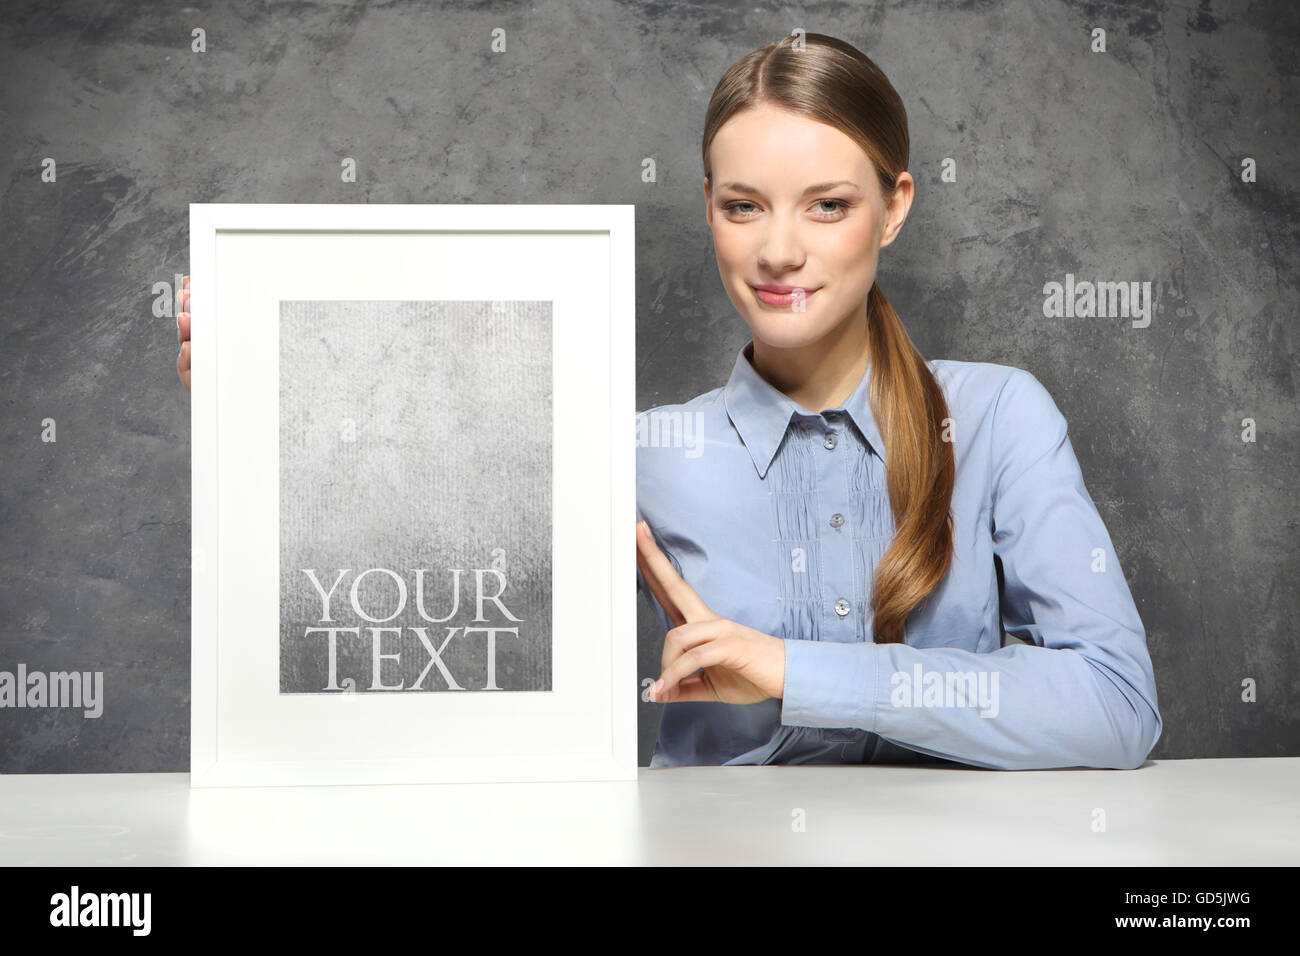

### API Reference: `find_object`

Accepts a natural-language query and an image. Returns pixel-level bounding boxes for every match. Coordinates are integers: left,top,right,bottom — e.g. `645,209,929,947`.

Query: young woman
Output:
631,33,1162,770
179,32,1162,772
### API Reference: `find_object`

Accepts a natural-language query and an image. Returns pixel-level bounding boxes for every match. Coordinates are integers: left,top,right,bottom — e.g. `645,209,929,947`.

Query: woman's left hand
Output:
636,520,785,705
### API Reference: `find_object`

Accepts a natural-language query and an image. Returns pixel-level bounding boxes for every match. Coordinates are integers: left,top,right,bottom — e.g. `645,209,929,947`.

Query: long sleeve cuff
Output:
780,637,879,731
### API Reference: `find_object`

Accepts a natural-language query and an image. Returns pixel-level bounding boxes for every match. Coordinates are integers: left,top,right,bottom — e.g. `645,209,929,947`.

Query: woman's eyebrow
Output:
716,180,860,196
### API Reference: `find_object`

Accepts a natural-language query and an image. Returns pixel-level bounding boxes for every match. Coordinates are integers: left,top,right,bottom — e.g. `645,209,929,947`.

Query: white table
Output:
1,758,1296,865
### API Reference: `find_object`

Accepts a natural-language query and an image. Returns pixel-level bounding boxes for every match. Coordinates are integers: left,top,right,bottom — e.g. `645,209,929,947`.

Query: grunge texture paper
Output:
278,300,553,694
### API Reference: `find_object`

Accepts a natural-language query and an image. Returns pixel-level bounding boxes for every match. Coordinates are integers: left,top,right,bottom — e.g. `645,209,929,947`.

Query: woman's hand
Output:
636,520,785,705
177,274,191,392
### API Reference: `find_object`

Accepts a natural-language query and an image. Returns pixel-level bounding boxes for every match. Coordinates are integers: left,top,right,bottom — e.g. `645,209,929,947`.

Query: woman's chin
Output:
745,317,832,352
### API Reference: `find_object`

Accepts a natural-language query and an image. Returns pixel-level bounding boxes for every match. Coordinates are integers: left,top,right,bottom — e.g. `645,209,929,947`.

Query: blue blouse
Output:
635,340,1162,770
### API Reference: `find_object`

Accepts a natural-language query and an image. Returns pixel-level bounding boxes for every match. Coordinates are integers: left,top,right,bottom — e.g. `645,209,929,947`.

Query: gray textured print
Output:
278,300,553,694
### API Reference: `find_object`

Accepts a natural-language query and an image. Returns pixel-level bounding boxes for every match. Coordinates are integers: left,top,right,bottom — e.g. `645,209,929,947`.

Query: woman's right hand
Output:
177,274,191,392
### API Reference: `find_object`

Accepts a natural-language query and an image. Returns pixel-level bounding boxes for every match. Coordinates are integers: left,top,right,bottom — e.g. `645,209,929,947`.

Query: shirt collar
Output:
722,339,886,480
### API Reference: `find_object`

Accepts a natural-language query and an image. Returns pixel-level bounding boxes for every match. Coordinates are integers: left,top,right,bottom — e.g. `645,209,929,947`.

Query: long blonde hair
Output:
702,33,955,643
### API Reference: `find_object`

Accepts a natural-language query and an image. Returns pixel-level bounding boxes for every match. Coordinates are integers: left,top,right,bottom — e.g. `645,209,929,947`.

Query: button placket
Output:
816,417,855,637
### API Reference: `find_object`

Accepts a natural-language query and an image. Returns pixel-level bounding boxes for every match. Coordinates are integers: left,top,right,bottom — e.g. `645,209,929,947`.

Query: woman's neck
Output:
748,310,870,414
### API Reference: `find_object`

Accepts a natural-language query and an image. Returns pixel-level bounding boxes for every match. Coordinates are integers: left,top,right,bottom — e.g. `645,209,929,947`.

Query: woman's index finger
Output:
636,521,711,622
637,542,683,629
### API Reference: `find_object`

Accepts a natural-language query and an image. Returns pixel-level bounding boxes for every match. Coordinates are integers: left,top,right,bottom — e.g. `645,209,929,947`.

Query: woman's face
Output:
704,103,913,352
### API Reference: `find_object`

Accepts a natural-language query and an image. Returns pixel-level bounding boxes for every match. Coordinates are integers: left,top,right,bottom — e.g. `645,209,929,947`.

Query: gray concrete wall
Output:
0,0,1295,771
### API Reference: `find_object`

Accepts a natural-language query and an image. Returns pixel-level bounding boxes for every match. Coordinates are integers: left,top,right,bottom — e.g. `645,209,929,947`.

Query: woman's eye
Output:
814,199,849,216
723,201,758,215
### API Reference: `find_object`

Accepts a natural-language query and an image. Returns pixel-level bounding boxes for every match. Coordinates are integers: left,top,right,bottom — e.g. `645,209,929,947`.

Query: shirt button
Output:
829,512,844,529
823,432,838,450
834,598,851,617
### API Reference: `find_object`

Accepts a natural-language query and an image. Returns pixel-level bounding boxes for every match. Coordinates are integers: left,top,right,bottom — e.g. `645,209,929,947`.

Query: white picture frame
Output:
189,203,637,787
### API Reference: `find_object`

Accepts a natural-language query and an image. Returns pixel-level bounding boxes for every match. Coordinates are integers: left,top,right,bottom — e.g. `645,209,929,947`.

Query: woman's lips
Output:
750,284,821,308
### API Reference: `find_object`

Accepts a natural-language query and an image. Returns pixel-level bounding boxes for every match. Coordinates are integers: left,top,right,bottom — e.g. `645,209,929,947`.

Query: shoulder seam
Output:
991,369,1068,509
636,384,725,417
987,369,1015,511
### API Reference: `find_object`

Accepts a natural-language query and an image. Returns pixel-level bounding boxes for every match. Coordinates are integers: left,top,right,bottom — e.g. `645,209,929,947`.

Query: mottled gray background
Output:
0,1,1295,770
278,300,552,694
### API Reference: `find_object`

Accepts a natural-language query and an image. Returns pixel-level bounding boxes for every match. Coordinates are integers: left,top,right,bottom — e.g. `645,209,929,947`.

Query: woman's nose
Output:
757,220,804,271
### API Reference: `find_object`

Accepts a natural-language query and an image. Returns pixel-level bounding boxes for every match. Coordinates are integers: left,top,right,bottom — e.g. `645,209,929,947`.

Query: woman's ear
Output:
879,170,914,249
702,176,713,227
